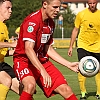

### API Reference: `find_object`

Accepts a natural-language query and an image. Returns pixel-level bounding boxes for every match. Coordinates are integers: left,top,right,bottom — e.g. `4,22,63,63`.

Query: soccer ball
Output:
79,56,100,77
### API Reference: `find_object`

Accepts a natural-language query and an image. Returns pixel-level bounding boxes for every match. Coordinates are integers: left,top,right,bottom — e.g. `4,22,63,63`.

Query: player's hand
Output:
40,69,52,88
68,47,73,57
69,62,79,73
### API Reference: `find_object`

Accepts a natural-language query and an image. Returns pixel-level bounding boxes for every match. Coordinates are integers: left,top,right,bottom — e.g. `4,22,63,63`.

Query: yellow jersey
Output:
15,27,20,34
75,8,100,53
0,21,9,62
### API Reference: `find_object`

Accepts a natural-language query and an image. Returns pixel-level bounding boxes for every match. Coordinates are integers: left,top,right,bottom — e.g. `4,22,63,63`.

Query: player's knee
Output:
66,85,73,93
24,82,36,94
58,85,74,98
4,77,12,87
56,84,73,95
28,82,35,89
62,85,72,93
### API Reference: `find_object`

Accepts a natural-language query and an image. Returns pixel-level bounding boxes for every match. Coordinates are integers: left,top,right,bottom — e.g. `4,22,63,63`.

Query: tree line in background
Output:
6,0,76,38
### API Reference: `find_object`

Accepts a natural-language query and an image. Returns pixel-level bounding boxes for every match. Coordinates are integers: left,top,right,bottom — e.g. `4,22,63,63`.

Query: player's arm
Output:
0,41,17,48
25,40,52,88
46,45,79,73
68,27,79,57
5,49,15,56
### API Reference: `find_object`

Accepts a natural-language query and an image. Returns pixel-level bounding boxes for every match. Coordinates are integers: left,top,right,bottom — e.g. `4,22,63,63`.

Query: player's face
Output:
0,1,12,21
88,0,97,12
44,0,61,19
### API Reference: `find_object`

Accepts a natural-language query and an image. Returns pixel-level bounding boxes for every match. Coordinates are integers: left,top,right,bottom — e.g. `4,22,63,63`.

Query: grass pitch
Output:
6,48,97,100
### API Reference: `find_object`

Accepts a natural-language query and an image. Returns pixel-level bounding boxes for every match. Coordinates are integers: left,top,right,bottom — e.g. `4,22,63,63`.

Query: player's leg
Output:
0,62,21,100
95,72,100,99
13,59,36,100
54,84,78,100
0,62,13,100
0,71,11,100
20,76,36,100
94,54,100,99
0,71,12,87
77,48,89,99
11,77,23,95
78,72,87,96
37,61,78,100
1,62,21,95
0,84,9,100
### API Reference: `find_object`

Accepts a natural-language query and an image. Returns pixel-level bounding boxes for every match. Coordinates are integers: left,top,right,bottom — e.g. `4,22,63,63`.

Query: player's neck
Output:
88,8,97,13
41,8,49,22
0,15,5,22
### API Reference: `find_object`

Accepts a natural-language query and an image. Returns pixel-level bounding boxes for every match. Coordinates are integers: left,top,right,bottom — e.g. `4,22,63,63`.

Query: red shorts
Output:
13,58,67,98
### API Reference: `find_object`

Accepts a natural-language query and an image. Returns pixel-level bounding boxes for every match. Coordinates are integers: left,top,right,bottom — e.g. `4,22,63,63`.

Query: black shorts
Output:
77,48,100,63
0,62,16,78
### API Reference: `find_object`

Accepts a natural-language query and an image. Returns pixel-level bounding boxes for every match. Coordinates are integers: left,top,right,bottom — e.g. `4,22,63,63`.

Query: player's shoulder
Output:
97,9,100,13
77,8,87,15
29,10,41,21
22,10,41,25
0,21,5,26
76,8,88,19
0,21,7,31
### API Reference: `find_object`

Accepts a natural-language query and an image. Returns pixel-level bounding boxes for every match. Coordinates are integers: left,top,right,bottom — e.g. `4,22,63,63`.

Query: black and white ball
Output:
79,56,100,77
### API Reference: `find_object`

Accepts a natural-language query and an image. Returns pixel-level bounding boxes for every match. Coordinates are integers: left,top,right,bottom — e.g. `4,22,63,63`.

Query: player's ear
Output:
43,1,48,9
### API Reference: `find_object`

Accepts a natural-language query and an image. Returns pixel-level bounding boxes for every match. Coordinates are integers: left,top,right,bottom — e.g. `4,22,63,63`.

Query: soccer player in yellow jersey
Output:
0,0,21,100
68,0,100,99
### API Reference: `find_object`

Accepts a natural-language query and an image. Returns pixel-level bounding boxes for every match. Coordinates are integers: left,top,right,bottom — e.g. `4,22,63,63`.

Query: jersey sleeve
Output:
74,12,81,28
22,19,39,42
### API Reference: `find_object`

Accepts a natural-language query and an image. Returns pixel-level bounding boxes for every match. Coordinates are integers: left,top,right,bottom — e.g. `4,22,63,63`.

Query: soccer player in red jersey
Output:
13,0,79,100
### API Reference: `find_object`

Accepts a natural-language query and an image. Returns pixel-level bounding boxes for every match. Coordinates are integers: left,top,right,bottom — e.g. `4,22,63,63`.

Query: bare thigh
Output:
0,71,11,87
54,84,73,98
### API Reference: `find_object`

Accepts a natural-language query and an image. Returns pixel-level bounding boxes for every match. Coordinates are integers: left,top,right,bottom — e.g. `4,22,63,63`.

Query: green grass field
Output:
5,48,97,100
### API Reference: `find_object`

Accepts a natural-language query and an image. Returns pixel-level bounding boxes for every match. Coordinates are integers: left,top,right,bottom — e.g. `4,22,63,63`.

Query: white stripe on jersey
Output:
23,38,35,42
30,10,40,17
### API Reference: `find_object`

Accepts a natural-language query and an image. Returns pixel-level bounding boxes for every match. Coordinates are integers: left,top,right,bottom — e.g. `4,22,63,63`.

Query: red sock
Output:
20,91,33,100
65,94,78,100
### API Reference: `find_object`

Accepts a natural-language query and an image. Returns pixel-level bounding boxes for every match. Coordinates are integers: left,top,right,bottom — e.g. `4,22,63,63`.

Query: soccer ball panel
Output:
79,56,100,77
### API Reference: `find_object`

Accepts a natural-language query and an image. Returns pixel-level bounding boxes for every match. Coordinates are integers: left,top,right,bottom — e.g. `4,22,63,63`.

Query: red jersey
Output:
14,9,55,63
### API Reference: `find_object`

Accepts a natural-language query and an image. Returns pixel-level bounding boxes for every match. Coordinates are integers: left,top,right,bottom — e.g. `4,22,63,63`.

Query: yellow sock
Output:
78,72,87,93
0,84,9,100
95,72,100,95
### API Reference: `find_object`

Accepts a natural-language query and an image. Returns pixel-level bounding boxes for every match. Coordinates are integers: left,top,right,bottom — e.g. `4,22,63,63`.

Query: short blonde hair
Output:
0,0,11,3
0,0,11,5
42,0,61,5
